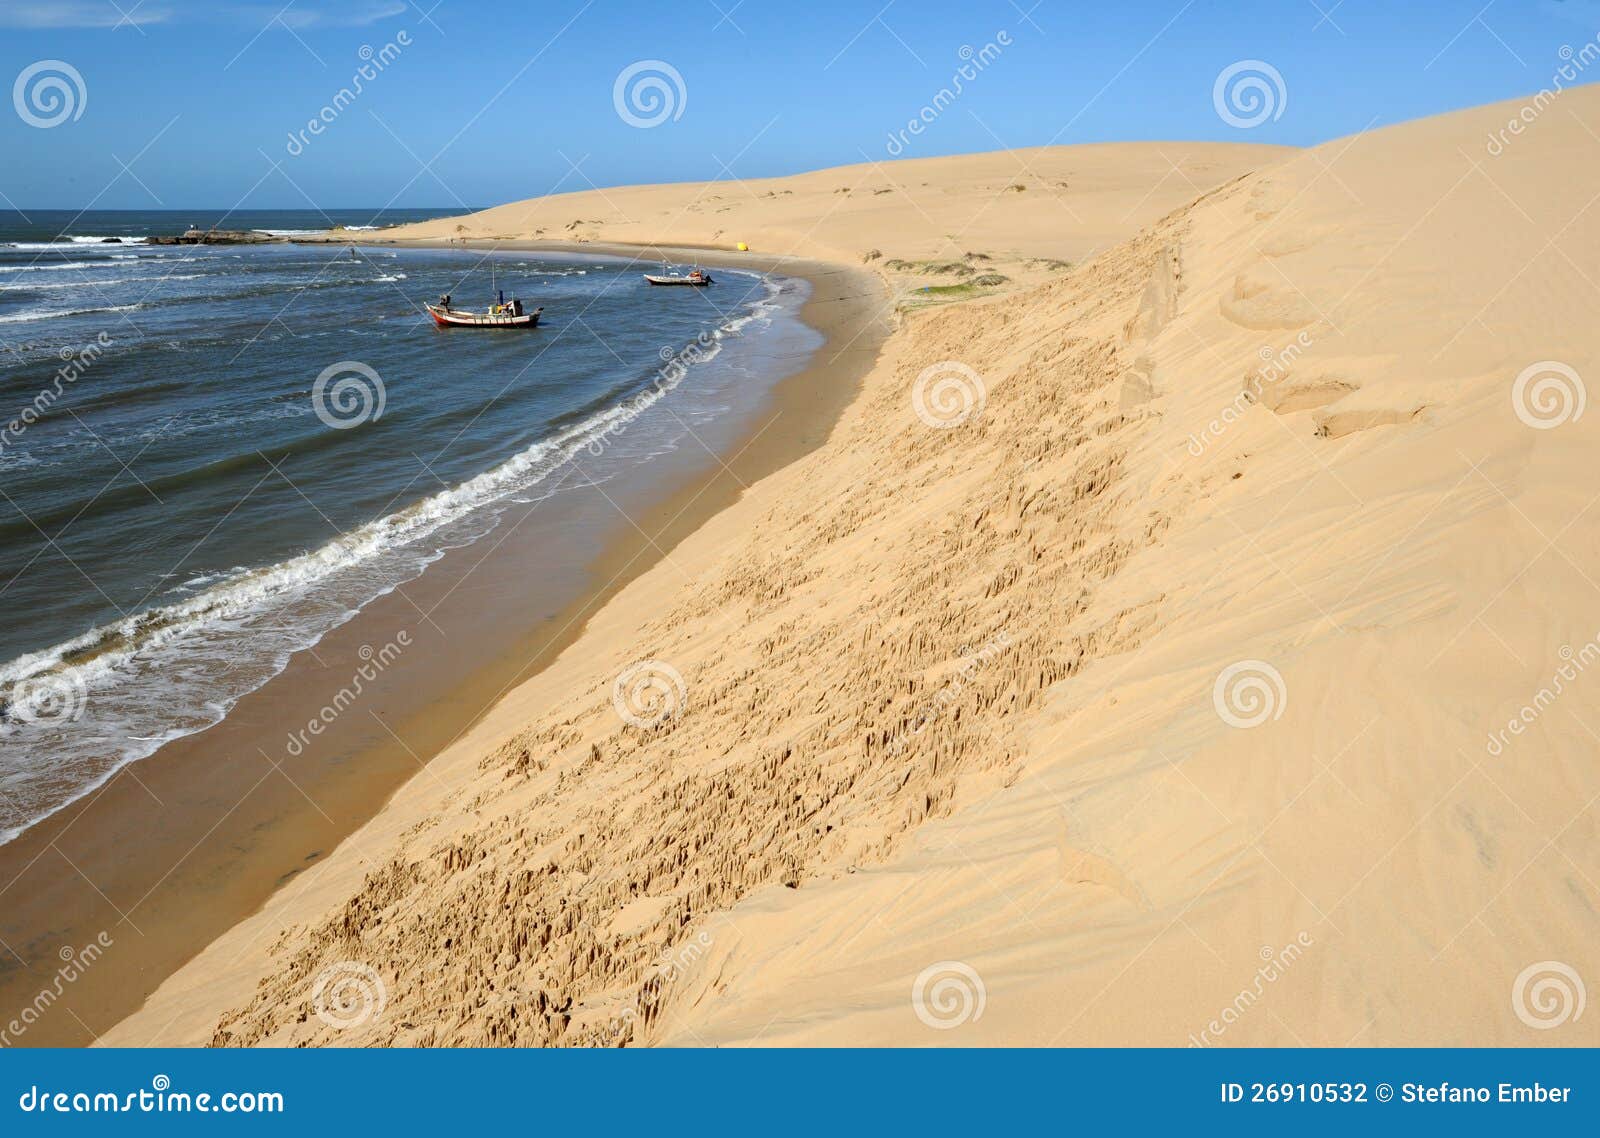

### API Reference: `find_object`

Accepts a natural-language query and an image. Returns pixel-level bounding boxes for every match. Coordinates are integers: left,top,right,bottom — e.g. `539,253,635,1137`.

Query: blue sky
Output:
1,0,1595,209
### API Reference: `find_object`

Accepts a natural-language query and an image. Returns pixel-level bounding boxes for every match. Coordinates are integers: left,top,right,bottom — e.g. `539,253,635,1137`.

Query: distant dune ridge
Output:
107,88,1600,1047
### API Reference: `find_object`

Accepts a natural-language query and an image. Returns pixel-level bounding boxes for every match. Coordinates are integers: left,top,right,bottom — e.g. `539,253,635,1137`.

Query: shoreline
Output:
0,243,889,1047
93,142,1297,1046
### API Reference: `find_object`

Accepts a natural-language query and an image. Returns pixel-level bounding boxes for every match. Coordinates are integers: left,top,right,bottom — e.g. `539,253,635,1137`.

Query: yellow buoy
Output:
736,242,749,251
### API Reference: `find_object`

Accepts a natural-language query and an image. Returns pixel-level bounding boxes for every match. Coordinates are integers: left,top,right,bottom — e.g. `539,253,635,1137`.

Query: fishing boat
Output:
424,259,541,328
643,264,713,286
425,298,541,328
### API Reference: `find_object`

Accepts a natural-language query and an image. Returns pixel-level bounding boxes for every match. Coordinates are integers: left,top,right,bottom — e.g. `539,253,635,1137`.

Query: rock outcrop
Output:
144,228,283,246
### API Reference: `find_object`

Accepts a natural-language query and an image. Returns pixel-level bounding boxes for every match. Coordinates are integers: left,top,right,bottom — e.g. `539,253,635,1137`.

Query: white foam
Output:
0,303,142,324
1,273,207,291
0,270,804,844
0,260,104,273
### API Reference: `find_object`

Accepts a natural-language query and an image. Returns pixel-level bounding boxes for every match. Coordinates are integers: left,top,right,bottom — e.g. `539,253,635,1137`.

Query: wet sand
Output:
0,245,888,1046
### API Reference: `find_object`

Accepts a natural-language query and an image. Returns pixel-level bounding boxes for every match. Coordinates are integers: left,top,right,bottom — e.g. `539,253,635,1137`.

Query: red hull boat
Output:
425,302,541,328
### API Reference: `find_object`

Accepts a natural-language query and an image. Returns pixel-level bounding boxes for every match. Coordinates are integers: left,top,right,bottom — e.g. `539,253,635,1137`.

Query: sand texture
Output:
104,95,1599,1047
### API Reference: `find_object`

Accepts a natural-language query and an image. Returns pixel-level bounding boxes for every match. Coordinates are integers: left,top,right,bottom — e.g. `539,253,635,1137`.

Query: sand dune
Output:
106,91,1599,1047
378,143,1286,305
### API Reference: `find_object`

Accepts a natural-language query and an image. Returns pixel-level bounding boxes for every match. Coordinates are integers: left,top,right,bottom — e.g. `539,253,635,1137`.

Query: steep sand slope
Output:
652,89,1600,1047
108,89,1600,1046
102,140,1283,1047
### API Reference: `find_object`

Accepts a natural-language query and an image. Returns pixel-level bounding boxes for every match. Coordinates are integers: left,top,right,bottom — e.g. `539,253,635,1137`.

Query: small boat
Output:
426,258,541,328
644,266,713,287
426,300,541,328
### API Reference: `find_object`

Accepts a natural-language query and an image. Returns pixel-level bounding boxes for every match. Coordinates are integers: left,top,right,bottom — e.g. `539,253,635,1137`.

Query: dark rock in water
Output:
142,229,284,246
100,237,122,243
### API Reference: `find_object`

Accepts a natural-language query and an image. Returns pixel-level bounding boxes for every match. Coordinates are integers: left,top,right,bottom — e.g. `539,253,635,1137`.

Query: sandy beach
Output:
0,249,883,1046
88,91,1600,1048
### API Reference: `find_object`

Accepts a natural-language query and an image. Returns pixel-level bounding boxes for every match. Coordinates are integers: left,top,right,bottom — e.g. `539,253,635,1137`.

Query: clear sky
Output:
2,0,1595,210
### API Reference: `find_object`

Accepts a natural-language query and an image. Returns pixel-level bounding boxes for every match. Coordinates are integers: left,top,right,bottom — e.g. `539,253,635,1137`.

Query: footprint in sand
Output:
1313,406,1428,439
1120,354,1160,409
1257,222,1338,258
1218,269,1319,331
1246,180,1294,221
1250,374,1357,415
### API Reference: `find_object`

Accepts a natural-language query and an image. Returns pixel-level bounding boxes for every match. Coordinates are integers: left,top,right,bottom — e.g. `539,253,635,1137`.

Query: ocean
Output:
0,209,818,842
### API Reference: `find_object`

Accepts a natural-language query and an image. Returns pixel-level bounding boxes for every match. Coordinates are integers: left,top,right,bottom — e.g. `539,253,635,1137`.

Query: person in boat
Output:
439,292,452,309
511,298,523,316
